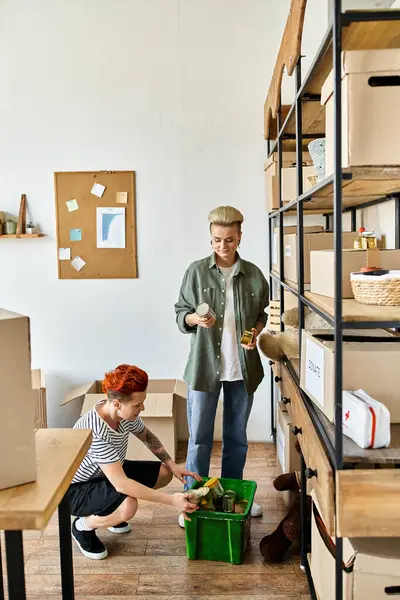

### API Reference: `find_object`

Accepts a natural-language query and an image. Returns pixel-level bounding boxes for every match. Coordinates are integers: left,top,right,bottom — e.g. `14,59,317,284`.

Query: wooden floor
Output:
2,443,310,599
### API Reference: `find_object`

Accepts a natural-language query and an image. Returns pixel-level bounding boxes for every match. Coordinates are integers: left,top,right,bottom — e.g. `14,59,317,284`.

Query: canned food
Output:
241,329,255,346
234,499,249,514
222,490,236,513
204,477,225,499
196,303,216,320
186,487,210,505
200,497,216,511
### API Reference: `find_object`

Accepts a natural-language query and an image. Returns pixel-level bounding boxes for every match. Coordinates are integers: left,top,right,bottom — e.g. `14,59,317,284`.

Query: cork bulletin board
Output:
54,171,137,279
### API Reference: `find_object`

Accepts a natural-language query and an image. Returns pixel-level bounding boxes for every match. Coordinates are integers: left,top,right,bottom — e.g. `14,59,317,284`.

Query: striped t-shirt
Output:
72,403,145,484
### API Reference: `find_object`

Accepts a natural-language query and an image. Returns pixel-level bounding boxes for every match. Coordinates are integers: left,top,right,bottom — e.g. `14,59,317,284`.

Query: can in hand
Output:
241,329,255,346
196,303,216,320
222,490,236,513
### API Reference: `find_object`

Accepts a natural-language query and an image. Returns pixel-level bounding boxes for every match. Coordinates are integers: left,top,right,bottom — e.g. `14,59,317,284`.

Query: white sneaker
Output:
251,502,263,517
178,513,185,528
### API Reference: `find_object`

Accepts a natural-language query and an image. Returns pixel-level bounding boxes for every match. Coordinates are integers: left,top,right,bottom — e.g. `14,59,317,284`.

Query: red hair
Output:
102,364,148,397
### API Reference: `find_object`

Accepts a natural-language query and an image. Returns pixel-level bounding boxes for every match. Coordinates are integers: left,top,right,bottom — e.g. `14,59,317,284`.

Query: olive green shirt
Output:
175,253,269,394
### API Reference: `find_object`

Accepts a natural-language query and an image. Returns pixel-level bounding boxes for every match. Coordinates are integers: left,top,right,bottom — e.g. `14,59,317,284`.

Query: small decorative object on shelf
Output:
307,138,326,182
26,222,35,235
3,219,17,235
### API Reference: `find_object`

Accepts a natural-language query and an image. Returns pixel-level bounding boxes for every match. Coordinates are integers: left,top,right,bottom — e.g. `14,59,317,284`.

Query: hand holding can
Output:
195,303,216,329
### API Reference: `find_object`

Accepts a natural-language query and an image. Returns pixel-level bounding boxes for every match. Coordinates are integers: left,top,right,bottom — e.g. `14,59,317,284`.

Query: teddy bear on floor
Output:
259,468,311,562
258,305,331,362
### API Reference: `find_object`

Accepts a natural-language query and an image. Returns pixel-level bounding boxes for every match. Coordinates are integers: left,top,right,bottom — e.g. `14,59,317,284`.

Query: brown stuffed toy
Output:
258,306,331,362
259,468,311,563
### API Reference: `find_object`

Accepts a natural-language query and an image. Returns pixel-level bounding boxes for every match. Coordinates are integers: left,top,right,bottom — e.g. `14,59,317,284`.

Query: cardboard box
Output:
264,151,315,212
311,496,400,600
62,378,188,461
300,329,400,423
322,49,400,175
310,249,400,298
276,406,301,508
278,231,357,285
272,225,324,272
0,308,36,490
32,369,47,429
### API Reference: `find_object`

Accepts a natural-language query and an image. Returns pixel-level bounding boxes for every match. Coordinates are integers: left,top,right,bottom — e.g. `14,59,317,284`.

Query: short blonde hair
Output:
208,206,244,231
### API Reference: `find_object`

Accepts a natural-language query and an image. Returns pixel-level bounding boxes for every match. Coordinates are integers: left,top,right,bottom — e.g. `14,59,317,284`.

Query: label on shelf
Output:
277,421,286,471
305,338,325,406
285,244,292,257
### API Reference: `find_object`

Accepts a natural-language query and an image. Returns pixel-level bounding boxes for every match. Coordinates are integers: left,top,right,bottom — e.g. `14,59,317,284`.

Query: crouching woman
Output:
67,364,200,559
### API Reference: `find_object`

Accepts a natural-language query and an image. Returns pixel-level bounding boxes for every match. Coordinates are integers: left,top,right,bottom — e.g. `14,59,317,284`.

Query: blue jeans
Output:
184,380,254,491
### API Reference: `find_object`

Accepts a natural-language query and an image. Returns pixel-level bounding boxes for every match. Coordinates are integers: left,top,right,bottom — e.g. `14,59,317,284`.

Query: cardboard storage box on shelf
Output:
311,494,400,600
32,369,47,429
0,309,36,490
310,248,400,298
300,329,400,424
322,49,400,175
62,379,188,461
268,292,298,332
272,225,324,272
275,231,357,285
264,151,315,213
276,406,301,508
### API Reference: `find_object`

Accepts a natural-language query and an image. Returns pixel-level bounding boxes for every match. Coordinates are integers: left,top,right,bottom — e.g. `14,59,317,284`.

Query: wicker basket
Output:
351,277,400,306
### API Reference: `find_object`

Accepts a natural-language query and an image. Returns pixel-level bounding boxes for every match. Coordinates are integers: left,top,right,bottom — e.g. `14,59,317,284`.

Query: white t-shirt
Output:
219,263,242,382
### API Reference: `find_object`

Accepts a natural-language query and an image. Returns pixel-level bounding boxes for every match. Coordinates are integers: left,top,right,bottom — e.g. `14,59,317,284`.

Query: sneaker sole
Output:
251,509,263,517
107,524,132,534
72,532,108,560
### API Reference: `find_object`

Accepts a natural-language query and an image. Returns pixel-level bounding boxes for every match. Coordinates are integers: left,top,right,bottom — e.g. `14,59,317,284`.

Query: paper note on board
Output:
91,183,106,198
70,228,82,242
96,207,125,249
71,256,86,272
66,199,79,212
116,191,128,204
59,248,71,260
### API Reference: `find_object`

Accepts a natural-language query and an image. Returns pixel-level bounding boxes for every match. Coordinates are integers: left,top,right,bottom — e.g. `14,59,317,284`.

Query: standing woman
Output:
175,206,269,525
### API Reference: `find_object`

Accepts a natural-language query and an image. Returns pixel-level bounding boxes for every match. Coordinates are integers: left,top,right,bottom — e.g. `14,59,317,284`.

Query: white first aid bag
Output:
341,389,391,449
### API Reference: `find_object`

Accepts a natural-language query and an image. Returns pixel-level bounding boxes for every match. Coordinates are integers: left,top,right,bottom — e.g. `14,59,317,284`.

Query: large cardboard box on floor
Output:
272,225,324,273
322,49,400,175
264,152,315,212
311,494,400,600
62,379,188,461
276,231,357,285
310,249,400,298
276,405,301,508
0,309,36,490
300,329,400,424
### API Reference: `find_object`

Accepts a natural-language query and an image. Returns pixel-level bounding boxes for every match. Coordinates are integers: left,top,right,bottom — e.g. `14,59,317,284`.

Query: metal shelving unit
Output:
266,3,400,600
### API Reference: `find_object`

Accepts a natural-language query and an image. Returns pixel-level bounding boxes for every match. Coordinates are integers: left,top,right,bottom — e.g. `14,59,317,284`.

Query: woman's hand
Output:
171,493,199,521
167,462,203,485
185,313,216,329
241,327,258,351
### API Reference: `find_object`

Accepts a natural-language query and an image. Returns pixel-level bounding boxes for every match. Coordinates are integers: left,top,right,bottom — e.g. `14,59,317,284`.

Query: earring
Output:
117,409,121,417
210,240,213,246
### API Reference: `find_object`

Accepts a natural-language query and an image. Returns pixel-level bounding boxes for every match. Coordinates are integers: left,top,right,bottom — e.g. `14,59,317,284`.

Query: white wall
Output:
0,0,328,440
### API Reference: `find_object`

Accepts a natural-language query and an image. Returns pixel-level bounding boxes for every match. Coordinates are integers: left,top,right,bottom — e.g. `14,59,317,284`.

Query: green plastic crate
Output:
184,477,257,564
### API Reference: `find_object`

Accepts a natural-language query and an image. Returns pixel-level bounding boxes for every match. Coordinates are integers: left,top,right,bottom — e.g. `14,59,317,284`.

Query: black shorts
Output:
67,460,162,517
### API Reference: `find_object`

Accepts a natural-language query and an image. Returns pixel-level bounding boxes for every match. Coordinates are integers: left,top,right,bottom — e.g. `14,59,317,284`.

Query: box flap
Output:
81,393,106,415
142,394,173,417
147,379,175,394
61,381,99,406
173,379,187,401
264,151,312,171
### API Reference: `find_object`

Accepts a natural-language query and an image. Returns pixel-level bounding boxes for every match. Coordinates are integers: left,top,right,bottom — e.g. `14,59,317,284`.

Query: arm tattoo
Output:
138,427,172,463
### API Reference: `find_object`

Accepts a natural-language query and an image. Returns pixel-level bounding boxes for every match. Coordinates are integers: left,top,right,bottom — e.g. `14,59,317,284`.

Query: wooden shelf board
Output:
305,291,400,323
268,167,400,215
0,233,45,239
